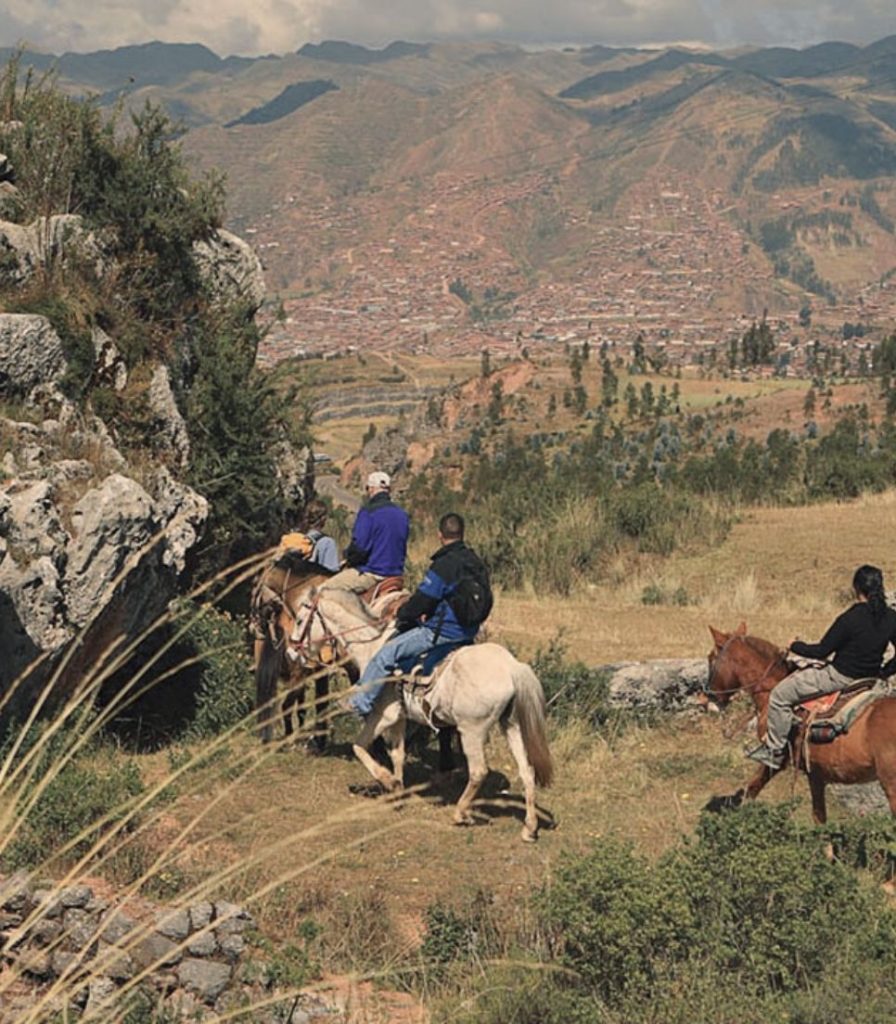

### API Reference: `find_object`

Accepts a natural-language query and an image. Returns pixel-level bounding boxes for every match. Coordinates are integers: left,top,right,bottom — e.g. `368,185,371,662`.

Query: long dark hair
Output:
853,564,887,622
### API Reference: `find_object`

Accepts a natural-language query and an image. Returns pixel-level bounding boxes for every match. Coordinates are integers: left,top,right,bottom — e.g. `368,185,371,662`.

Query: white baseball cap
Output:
366,470,391,489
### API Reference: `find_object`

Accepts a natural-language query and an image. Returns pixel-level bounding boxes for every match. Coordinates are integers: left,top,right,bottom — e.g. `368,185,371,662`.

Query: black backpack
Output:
449,549,493,628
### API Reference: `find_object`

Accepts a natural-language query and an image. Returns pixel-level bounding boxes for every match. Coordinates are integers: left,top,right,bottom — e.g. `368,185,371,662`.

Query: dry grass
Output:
4,490,896,1020
489,490,896,664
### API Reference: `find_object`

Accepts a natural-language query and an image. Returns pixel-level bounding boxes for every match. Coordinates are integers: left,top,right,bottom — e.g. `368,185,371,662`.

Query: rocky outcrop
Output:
0,874,331,1022
0,202,284,702
0,214,107,286
0,371,208,697
148,365,190,468
0,314,68,395
602,658,708,713
192,228,265,314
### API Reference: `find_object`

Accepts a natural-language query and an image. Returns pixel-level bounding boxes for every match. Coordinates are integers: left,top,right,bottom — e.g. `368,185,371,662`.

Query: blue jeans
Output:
350,626,437,716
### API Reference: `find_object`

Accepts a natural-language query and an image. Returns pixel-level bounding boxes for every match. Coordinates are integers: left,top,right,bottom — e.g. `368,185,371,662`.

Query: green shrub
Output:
2,726,144,869
537,804,896,1008
175,602,254,738
539,838,695,1003
530,633,613,727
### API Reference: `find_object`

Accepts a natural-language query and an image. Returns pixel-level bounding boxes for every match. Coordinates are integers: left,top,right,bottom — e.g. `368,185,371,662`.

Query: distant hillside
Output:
560,48,728,100
296,40,430,64
2,41,256,92
225,79,338,127
17,35,896,337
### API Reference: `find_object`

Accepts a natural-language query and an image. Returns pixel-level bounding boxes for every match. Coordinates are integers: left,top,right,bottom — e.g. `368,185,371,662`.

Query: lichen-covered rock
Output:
273,439,313,512
604,658,708,713
192,228,265,314
148,365,190,467
0,214,107,286
64,473,157,626
92,327,128,392
0,314,67,395
177,958,231,1003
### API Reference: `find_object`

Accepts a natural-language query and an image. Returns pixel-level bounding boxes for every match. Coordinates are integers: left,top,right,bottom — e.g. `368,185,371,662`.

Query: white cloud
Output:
0,0,893,57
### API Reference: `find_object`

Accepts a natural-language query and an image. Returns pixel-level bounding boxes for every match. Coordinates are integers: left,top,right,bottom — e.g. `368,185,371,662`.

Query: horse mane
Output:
319,587,376,621
742,634,782,661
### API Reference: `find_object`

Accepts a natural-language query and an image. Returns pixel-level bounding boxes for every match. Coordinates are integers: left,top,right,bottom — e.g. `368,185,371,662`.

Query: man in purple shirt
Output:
322,471,410,593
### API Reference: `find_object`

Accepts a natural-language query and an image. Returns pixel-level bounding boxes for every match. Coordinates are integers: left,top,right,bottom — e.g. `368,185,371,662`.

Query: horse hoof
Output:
521,830,537,843
453,814,475,827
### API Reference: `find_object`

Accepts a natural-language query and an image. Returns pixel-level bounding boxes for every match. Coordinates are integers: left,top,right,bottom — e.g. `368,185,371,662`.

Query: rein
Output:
706,635,788,703
290,597,391,665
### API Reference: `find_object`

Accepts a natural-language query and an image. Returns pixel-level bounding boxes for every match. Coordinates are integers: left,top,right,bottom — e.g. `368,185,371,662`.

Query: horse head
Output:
704,622,747,707
288,587,388,668
705,623,787,709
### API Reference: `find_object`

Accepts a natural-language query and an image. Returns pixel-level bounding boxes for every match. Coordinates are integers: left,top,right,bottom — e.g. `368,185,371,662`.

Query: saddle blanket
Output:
800,679,891,738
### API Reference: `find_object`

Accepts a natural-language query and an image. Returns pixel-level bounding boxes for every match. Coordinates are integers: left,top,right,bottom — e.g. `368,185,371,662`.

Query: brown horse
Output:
706,623,896,823
252,560,334,745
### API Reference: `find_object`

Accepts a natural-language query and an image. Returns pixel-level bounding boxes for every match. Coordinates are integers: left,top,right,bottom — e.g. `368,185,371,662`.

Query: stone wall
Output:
0,872,329,1022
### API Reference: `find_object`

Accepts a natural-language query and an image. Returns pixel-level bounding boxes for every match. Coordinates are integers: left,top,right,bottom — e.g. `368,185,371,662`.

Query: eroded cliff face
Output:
0,188,308,699
0,312,210,696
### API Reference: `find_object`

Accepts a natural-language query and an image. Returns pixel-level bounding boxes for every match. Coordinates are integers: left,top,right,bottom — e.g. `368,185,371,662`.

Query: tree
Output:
480,348,491,378
631,334,647,374
601,358,618,408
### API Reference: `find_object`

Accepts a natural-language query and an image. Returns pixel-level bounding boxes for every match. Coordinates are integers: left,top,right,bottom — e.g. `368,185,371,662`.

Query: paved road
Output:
316,475,361,512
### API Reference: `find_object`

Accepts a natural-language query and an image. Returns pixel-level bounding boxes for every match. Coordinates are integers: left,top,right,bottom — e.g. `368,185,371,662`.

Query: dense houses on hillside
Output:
256,169,896,372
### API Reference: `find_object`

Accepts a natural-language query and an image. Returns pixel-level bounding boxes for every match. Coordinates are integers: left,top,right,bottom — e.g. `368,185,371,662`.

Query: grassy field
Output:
92,488,896,1019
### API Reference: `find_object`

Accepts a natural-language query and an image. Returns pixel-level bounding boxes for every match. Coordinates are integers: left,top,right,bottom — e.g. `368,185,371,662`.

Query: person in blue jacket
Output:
323,471,410,593
302,498,340,573
347,511,489,717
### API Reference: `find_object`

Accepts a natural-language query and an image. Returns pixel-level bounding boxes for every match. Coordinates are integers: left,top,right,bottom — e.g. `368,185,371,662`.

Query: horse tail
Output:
254,608,284,744
511,662,554,788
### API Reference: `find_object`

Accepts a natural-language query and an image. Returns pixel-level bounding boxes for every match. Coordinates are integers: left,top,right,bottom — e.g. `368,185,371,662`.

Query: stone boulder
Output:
0,214,107,286
192,229,265,314
148,365,190,468
0,314,67,396
603,658,708,713
0,460,208,697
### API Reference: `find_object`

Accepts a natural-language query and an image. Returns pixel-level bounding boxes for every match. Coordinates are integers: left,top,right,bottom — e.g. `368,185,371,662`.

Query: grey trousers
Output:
320,567,383,594
765,663,853,752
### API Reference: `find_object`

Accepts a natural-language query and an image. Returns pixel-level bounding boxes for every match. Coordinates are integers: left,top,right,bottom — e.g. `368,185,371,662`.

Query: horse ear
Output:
735,621,747,635
709,625,728,648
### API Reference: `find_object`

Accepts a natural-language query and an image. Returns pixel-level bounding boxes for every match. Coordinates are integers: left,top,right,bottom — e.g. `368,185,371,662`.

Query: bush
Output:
530,634,613,727
1,722,145,869
177,602,255,739
537,804,896,1008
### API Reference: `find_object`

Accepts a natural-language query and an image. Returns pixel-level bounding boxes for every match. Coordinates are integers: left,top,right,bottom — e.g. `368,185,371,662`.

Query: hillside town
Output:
257,168,896,374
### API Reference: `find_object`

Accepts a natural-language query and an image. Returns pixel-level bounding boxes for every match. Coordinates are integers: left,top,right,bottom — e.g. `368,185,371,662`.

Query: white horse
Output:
290,588,554,842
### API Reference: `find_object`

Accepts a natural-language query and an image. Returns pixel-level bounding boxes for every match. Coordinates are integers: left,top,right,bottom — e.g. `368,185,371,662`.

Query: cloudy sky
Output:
0,0,893,58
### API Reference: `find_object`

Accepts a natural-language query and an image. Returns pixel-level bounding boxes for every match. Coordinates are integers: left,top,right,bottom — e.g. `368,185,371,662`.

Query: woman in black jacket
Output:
748,564,896,770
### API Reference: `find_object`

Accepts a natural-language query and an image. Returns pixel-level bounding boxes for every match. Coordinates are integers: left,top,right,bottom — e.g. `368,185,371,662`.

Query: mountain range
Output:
6,36,896,355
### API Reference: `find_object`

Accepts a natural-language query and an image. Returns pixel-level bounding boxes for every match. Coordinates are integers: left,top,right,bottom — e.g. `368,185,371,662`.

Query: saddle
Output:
361,577,408,623
360,575,404,604
397,641,472,730
796,678,889,745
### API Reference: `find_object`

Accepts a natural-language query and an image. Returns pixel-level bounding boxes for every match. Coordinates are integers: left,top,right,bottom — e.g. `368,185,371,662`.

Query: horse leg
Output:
352,703,402,793
501,719,539,843
437,727,457,773
381,708,407,790
743,764,775,801
309,672,330,753
808,770,828,825
282,682,304,740
453,725,490,827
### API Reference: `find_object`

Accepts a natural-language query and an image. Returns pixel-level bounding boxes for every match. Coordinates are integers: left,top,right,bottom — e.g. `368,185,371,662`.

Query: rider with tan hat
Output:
323,470,410,593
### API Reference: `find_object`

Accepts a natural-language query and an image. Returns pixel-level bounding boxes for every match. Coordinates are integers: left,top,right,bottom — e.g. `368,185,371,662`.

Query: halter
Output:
704,633,787,703
289,594,389,667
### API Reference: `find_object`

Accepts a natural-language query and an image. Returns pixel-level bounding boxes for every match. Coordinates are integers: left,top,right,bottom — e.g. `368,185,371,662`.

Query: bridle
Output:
289,594,393,667
704,633,788,705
